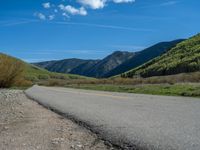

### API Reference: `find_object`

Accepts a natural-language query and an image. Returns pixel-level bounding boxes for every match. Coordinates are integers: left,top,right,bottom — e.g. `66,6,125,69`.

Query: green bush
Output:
24,75,39,82
38,74,49,80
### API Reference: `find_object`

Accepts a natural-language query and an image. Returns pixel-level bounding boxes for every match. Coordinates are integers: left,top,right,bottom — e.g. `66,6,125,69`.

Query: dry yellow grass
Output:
0,53,25,87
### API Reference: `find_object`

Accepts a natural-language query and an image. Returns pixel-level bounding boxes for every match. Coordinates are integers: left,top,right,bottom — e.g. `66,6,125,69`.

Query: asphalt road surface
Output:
25,85,200,150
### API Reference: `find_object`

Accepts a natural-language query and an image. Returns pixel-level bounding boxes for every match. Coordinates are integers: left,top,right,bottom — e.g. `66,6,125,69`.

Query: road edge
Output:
24,89,126,150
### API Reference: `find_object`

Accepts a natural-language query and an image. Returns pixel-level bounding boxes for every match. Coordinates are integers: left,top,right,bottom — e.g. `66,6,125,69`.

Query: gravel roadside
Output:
0,89,113,150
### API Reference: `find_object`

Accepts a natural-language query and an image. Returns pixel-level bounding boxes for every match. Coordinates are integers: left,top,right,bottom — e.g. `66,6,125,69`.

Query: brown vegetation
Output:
38,72,200,87
0,54,26,88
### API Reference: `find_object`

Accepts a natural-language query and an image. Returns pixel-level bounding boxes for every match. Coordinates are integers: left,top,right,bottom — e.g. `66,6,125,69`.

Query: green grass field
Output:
64,83,200,97
38,71,200,98
24,64,89,82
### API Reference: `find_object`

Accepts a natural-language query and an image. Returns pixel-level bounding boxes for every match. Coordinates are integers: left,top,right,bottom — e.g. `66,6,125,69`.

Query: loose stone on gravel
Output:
0,89,113,150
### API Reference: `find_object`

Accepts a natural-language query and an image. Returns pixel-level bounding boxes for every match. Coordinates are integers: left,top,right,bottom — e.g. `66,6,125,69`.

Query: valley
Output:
34,39,184,78
1,1,200,150
1,34,200,97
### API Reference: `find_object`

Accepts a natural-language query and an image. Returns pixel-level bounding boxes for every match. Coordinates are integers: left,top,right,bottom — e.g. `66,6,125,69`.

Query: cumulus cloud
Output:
77,0,106,9
49,15,55,20
77,0,135,9
42,2,51,9
62,12,70,18
34,12,46,20
59,4,87,16
34,12,55,20
36,0,135,20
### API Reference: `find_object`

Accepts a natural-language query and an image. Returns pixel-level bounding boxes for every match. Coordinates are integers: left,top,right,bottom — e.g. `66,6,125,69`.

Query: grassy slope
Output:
106,39,184,77
122,34,200,78
24,64,88,81
0,53,91,87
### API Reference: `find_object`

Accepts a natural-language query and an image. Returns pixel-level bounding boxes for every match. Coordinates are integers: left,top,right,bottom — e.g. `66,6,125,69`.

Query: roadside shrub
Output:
68,75,79,79
0,54,24,88
38,74,49,80
50,74,68,80
44,79,66,86
25,75,39,82
14,79,33,87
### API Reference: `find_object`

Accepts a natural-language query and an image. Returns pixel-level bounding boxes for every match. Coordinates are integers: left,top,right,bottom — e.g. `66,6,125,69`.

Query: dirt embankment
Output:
0,89,113,150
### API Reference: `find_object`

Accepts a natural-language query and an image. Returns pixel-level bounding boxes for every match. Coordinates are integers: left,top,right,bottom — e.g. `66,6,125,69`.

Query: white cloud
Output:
35,12,46,20
62,12,70,18
58,4,65,10
42,2,51,9
49,15,55,20
37,0,135,19
77,0,135,9
58,4,87,16
77,0,106,9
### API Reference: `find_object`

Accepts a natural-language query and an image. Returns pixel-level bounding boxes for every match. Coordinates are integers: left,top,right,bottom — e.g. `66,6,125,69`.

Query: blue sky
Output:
0,0,200,62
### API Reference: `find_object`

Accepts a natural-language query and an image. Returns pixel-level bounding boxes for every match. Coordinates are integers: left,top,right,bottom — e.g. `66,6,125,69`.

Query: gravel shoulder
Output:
0,89,113,150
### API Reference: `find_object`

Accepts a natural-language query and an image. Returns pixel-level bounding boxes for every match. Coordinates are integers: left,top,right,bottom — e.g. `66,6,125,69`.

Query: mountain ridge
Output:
34,39,184,78
105,39,184,77
34,51,135,78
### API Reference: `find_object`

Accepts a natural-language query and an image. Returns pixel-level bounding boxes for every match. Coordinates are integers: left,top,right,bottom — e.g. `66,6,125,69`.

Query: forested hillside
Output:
122,34,200,78
106,39,184,77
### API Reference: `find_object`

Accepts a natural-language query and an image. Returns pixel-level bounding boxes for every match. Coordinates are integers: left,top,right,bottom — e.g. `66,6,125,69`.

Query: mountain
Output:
34,58,91,73
70,60,100,76
105,39,184,77
33,39,183,78
34,51,135,78
83,51,135,78
32,60,57,69
122,34,200,78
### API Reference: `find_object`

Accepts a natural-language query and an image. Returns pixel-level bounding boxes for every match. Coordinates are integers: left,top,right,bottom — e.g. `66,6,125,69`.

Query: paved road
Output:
25,85,200,150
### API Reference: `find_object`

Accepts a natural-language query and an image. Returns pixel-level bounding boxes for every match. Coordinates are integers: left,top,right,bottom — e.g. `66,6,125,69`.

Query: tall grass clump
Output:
0,53,25,88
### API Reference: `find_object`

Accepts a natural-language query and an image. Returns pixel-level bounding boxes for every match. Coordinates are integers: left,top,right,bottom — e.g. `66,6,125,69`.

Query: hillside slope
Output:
34,51,135,78
34,58,90,73
83,51,135,78
122,34,200,78
32,60,57,69
33,40,183,78
70,60,100,76
0,53,88,87
105,39,184,77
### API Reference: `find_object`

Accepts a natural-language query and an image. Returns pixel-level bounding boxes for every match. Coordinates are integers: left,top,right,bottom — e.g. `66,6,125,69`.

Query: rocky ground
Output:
0,89,114,150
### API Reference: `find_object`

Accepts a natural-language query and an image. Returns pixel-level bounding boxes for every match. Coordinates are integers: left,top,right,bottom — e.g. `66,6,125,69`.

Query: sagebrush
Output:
0,54,24,87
